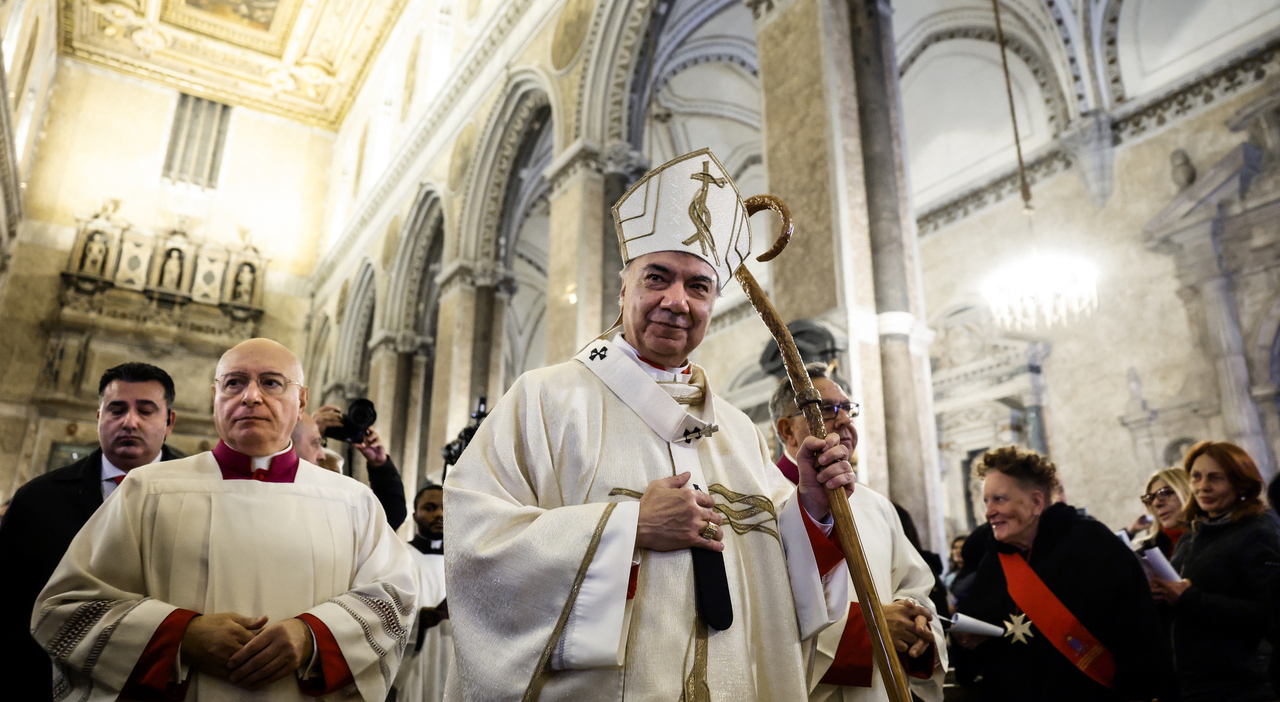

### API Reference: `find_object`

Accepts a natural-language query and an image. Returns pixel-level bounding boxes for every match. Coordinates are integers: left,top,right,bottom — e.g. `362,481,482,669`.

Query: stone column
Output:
1166,221,1275,479
543,142,605,363
600,142,649,329
364,336,401,456
423,262,480,485
399,348,431,497
849,0,940,546
752,0,943,546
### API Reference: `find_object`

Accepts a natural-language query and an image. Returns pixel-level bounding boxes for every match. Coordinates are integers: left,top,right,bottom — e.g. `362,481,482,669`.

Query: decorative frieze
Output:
916,148,1072,236
1112,38,1280,145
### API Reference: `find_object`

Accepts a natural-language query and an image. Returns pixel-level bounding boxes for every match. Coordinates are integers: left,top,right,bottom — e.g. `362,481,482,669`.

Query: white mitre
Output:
612,148,751,291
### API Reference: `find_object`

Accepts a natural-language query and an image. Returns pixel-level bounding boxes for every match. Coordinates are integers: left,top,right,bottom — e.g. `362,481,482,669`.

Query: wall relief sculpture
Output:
60,200,266,346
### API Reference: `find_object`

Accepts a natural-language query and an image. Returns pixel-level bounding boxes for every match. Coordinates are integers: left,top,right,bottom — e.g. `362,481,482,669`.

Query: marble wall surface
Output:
921,87,1264,535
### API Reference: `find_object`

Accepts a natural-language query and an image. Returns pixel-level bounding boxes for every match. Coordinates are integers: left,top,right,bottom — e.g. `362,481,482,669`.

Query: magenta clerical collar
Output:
212,440,299,483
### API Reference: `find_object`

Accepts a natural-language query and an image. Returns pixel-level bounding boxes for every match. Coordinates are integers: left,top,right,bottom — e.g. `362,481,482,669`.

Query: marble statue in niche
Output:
81,231,109,275
161,249,184,289
233,262,255,304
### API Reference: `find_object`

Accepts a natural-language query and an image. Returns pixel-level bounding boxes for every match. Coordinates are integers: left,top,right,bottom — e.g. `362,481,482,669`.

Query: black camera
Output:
441,398,488,472
322,399,377,444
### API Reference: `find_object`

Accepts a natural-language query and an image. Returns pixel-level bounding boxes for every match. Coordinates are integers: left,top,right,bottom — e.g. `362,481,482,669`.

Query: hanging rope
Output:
992,0,1033,210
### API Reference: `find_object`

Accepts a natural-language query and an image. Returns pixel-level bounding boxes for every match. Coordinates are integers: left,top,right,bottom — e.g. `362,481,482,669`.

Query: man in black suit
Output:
0,362,180,701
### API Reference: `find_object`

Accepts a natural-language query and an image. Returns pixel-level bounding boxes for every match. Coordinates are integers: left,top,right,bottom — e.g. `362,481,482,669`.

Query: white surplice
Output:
32,452,417,702
393,546,450,702
807,480,947,702
443,336,848,701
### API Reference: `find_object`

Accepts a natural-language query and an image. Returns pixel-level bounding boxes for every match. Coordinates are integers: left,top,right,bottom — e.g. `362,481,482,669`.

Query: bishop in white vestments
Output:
33,339,417,701
444,149,856,701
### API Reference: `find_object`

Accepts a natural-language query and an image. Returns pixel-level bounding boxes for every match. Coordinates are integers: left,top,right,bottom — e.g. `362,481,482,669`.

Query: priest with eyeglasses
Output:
33,338,417,701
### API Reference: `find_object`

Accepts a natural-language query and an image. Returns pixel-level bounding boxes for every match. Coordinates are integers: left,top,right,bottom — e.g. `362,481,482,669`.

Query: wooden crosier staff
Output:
739,194,913,702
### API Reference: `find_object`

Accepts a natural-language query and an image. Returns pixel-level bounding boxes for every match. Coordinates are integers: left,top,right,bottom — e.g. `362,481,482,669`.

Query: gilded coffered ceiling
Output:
61,0,410,128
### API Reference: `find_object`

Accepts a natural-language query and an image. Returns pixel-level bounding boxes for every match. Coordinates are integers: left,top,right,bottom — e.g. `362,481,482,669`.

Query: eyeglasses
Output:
1140,486,1177,506
790,401,861,421
214,372,301,397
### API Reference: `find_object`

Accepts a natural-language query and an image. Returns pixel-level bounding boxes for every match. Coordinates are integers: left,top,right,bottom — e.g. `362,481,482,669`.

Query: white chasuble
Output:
443,337,847,701
33,453,418,702
393,548,450,702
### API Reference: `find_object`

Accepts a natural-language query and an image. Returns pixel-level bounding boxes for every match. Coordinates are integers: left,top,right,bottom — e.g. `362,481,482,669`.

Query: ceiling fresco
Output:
62,0,410,128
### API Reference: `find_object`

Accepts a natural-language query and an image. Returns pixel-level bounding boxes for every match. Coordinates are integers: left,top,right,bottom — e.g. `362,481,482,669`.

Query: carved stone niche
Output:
64,202,126,292
58,202,266,352
930,304,1051,534
149,231,196,300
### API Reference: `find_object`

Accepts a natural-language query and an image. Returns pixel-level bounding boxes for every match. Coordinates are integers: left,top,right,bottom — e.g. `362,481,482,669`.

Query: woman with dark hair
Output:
954,446,1177,702
1151,441,1280,702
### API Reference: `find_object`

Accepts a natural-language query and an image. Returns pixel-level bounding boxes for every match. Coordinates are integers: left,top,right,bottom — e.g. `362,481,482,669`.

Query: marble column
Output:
752,0,943,547
399,348,431,500
423,262,481,485
600,142,649,329
543,142,605,363
364,337,401,454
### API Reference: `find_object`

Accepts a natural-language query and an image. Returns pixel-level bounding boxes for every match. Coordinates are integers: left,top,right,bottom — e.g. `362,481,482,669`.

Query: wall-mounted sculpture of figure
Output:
80,231,108,275
160,248,184,289
232,262,255,304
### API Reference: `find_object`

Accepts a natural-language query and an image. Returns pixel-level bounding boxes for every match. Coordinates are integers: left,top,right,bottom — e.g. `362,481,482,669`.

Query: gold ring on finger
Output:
700,522,718,540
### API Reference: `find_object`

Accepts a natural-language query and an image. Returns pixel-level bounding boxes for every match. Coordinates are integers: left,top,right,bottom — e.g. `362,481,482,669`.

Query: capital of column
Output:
601,140,649,181
368,328,434,356
543,139,604,199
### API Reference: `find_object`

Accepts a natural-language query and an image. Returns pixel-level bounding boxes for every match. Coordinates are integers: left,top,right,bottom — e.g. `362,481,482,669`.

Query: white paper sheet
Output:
1139,547,1180,582
948,613,1005,637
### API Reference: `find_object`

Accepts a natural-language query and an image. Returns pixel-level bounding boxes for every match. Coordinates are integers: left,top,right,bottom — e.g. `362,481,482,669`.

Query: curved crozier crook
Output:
743,195,793,262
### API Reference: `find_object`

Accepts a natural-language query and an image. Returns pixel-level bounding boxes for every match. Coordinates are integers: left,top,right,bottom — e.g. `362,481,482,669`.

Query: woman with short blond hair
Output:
1131,467,1192,558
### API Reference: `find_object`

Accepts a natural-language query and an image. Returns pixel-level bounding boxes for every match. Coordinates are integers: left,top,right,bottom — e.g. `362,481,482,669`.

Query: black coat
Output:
955,503,1179,702
1168,510,1280,702
0,446,180,701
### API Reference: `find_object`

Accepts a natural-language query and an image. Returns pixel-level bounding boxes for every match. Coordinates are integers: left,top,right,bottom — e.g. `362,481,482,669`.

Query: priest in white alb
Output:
33,338,417,701
444,148,856,701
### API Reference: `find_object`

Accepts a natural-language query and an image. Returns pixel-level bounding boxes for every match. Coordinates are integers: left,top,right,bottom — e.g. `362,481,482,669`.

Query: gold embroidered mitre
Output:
611,148,751,292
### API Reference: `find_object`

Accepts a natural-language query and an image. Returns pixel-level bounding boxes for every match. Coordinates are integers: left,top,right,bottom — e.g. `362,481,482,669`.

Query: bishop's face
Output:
619,251,717,368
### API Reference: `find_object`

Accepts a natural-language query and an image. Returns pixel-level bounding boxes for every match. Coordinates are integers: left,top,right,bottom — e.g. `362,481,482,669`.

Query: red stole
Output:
212,440,299,483
998,552,1116,689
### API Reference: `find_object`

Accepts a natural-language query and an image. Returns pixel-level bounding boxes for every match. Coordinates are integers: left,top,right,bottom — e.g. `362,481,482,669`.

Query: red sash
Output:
998,552,1116,689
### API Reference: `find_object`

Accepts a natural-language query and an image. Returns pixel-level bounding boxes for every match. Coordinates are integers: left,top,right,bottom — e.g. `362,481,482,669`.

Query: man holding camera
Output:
308,404,408,529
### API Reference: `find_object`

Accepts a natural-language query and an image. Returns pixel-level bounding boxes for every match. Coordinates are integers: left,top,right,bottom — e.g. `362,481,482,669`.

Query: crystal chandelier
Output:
981,0,1097,331
982,250,1098,331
